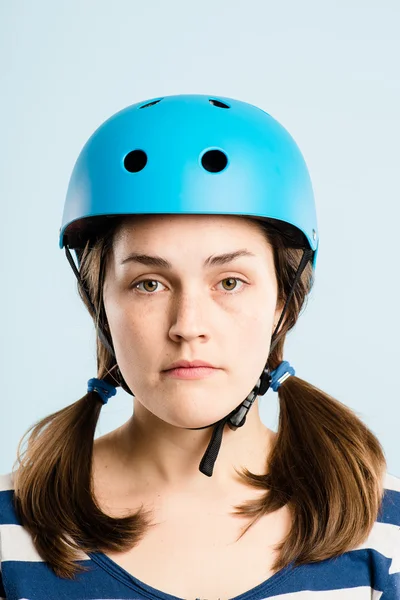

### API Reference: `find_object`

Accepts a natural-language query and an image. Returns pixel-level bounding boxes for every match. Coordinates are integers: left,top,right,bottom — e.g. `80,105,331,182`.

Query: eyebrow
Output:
120,249,256,268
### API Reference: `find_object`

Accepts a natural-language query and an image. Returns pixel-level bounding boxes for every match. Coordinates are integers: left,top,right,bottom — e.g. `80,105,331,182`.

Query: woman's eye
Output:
133,277,246,294
134,279,166,293
218,277,245,293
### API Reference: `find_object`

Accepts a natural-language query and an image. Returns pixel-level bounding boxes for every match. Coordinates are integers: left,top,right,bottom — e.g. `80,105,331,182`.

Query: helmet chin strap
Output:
188,363,273,476
66,246,312,478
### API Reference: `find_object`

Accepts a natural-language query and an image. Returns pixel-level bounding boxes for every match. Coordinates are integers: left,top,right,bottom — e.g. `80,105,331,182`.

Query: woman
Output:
0,94,399,599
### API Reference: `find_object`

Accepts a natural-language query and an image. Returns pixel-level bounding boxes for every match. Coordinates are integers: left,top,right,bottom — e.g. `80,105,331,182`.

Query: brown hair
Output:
13,217,386,578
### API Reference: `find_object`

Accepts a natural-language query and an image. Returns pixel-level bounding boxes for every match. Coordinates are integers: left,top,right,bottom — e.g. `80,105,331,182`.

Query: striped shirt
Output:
0,471,399,599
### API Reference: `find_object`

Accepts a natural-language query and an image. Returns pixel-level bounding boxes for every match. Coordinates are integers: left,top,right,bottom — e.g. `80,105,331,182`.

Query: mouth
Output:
162,366,219,380
163,359,217,371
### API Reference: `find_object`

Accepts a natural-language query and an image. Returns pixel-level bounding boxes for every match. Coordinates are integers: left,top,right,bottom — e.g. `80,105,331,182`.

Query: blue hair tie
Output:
87,378,117,405
270,361,296,392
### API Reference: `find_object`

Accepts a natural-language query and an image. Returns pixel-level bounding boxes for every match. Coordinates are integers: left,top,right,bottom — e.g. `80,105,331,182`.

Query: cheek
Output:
104,295,175,393
234,297,275,340
235,317,272,370
230,304,275,377
104,294,154,361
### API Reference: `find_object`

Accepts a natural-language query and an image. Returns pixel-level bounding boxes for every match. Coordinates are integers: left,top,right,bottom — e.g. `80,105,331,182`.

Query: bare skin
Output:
92,215,291,599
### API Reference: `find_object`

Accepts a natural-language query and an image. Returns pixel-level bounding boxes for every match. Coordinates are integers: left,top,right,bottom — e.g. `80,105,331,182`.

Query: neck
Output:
93,399,275,498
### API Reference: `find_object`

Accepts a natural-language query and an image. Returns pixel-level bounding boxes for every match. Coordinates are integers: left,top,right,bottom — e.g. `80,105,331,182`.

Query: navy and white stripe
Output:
1,472,399,599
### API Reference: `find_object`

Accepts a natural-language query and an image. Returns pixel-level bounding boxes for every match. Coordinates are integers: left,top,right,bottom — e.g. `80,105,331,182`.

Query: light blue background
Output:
1,1,399,475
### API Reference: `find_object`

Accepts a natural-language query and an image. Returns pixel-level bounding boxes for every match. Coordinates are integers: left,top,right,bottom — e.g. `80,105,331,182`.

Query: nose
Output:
168,289,210,343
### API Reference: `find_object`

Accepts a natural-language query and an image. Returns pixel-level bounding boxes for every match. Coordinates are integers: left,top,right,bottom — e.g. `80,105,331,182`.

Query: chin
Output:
160,406,235,429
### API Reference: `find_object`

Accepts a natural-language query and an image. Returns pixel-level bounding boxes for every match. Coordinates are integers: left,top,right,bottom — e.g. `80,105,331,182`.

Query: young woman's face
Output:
103,214,282,428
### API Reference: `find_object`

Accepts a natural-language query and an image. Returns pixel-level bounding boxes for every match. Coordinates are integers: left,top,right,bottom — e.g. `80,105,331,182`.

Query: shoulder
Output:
355,472,400,587
0,471,88,566
0,472,45,565
384,472,400,492
0,473,15,493
0,472,18,525
365,471,400,544
379,472,400,527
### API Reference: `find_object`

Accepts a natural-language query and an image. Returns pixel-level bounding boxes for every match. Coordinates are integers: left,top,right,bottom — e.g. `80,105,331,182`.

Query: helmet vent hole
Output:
209,99,230,109
139,99,163,109
201,150,228,173
124,150,148,173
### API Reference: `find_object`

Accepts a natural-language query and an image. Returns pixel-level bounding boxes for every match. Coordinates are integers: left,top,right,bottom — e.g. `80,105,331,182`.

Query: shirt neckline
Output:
88,551,297,600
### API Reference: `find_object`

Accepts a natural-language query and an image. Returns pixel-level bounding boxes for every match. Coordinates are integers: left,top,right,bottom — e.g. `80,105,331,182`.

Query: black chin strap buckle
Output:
227,388,258,429
259,365,272,396
198,365,272,477
228,365,271,428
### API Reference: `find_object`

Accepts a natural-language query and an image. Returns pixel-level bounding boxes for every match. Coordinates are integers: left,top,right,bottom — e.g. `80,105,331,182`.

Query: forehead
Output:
105,215,277,284
113,214,269,249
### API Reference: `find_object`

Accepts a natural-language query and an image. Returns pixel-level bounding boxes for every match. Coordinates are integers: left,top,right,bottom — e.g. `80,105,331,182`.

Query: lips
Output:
164,359,216,371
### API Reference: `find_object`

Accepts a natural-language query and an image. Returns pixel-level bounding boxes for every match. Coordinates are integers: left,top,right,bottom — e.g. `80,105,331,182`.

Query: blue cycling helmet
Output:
60,94,318,262
61,94,318,477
